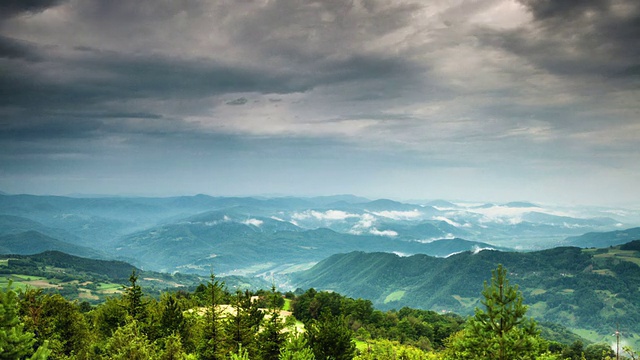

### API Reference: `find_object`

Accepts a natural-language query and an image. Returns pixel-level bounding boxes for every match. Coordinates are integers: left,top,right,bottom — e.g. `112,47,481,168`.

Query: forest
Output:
1,266,633,360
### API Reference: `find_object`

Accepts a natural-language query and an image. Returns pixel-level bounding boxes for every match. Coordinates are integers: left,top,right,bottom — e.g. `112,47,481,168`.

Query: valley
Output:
2,192,640,350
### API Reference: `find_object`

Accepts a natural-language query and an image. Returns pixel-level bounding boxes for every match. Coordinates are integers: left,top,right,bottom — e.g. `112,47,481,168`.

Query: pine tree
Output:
259,285,287,360
279,332,315,360
198,273,227,360
0,283,50,360
124,270,146,321
161,294,185,338
305,311,355,360
160,332,188,360
224,289,263,358
103,319,157,360
444,264,546,360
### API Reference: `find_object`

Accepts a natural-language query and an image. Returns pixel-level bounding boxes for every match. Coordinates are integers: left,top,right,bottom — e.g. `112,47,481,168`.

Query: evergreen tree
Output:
0,283,50,360
160,332,189,360
124,270,146,321
20,292,92,359
259,285,287,360
197,273,227,360
306,311,355,360
444,264,546,360
102,318,157,360
224,290,262,358
161,294,186,338
279,332,315,360
93,297,128,339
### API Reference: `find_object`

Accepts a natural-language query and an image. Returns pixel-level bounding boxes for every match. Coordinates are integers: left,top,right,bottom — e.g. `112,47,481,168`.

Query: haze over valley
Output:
1,192,638,278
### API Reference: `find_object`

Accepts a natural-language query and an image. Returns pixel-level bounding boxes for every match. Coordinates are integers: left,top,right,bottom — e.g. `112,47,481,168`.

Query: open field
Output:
384,290,405,304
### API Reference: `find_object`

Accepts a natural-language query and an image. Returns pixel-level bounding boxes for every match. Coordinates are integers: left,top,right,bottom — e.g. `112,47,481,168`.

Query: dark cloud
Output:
0,36,42,60
0,0,65,19
500,0,640,81
518,0,609,21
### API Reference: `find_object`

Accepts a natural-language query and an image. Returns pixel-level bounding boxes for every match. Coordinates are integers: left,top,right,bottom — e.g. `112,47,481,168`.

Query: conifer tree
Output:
225,289,263,358
259,285,287,360
0,283,50,360
305,311,355,360
198,273,227,360
279,332,315,360
102,318,157,360
160,332,189,360
444,264,546,360
124,270,146,321
161,294,185,338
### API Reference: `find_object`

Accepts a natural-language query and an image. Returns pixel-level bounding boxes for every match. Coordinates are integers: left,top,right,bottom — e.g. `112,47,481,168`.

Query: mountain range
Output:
0,193,639,278
292,241,640,345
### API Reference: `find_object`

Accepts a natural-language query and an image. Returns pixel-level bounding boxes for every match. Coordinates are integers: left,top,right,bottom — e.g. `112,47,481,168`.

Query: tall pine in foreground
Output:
444,264,550,360
259,285,287,360
198,273,227,360
0,283,50,360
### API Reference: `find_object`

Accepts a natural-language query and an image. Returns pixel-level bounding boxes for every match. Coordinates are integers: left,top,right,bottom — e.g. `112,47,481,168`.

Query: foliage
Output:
0,282,50,360
293,244,640,339
305,312,356,360
443,265,547,360
2,264,616,360
279,332,315,360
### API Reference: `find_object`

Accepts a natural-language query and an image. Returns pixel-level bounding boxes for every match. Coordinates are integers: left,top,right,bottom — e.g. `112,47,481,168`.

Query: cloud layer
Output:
1,0,638,205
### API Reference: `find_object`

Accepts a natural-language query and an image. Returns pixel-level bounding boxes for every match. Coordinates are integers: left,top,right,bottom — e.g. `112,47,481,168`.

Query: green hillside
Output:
0,251,269,303
0,230,103,258
292,241,640,344
565,227,640,247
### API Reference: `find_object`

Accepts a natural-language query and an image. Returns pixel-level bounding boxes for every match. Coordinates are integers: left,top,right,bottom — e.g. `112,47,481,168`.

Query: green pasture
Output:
383,290,405,304
283,298,292,311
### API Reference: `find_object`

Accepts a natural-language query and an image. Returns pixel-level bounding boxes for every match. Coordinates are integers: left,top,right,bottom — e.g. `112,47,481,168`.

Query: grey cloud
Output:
518,0,609,21
500,0,640,80
0,36,42,60
226,98,249,106
0,0,65,19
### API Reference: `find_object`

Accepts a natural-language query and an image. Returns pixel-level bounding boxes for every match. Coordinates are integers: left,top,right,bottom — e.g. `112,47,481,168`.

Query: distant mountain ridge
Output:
564,227,640,248
0,230,104,259
291,241,640,341
0,193,637,277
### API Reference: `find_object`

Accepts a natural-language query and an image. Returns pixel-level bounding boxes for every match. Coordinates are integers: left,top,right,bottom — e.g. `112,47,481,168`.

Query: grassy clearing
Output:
283,298,292,311
526,301,548,318
530,288,547,296
97,282,122,290
78,289,99,300
384,290,406,304
96,282,123,294
594,250,640,266
0,259,8,266
452,295,478,308
594,269,616,276
278,262,318,274
0,276,29,290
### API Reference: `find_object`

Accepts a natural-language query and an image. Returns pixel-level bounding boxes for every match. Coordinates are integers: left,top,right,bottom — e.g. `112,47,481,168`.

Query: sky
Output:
0,0,639,206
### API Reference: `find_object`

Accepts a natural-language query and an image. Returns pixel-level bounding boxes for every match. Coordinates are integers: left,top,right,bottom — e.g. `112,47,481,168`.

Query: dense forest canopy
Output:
1,265,632,360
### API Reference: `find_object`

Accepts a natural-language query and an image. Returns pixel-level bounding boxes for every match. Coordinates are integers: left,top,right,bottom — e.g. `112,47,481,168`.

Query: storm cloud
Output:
0,0,638,205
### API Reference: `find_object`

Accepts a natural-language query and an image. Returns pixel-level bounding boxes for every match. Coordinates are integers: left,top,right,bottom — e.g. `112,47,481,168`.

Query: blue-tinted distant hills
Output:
564,227,640,248
0,193,637,276
0,230,104,258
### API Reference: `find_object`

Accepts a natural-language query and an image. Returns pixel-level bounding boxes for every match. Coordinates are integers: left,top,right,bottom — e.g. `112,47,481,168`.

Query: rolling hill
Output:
564,227,640,248
0,230,104,258
291,241,640,343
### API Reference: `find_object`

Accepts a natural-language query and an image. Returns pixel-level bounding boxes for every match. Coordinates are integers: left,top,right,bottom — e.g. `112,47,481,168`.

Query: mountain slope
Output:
564,227,640,247
0,231,104,258
291,243,640,338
